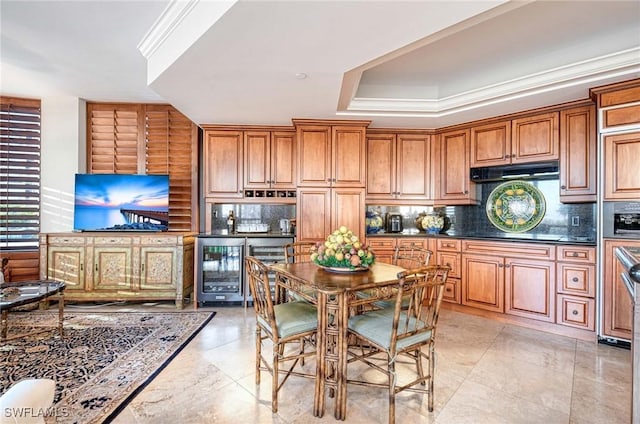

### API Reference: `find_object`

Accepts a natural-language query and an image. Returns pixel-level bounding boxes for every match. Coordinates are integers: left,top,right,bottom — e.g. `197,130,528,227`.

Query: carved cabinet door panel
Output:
140,247,177,290
48,247,86,291
93,247,132,291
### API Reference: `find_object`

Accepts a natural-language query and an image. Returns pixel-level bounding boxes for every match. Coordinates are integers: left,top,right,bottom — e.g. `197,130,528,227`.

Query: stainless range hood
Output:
470,161,559,183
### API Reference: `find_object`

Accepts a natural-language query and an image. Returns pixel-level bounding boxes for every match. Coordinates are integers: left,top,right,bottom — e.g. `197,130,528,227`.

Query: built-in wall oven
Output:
603,201,640,239
196,235,293,306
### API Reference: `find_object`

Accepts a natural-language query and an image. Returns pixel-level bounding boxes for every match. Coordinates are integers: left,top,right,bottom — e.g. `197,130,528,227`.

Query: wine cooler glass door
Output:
197,238,244,305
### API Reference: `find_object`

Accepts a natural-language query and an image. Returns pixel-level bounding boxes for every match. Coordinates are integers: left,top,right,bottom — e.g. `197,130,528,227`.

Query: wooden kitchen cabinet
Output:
469,112,559,167
40,232,195,308
294,120,369,187
243,130,296,189
365,237,431,266
203,129,243,198
603,131,640,200
461,240,555,320
602,239,635,340
434,238,461,304
555,245,596,331
296,187,365,243
470,120,511,167
559,105,597,202
437,129,479,205
366,131,432,202
510,112,559,164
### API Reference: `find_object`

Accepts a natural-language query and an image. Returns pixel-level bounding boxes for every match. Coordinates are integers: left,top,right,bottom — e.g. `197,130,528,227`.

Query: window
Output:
0,97,41,250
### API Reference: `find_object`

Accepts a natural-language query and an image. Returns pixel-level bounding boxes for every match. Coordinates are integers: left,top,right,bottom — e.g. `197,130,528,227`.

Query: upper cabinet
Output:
203,129,244,198
365,131,433,202
604,132,640,200
243,130,296,189
437,129,479,205
591,79,640,201
470,112,559,167
559,105,597,203
294,120,369,187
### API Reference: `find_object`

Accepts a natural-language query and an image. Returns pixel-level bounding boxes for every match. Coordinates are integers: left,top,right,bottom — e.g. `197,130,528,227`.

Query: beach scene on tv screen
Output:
74,174,169,231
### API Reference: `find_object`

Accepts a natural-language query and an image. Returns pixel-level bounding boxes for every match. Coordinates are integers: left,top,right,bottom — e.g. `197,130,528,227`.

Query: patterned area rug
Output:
0,310,215,423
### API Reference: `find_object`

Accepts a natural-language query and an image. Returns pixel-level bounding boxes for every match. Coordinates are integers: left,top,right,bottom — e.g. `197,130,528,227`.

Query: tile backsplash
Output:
367,179,596,239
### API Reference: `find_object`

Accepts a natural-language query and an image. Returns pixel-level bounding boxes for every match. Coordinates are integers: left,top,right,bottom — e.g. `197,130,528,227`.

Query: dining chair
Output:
346,264,450,424
357,244,433,310
245,256,318,413
283,241,317,303
284,241,316,263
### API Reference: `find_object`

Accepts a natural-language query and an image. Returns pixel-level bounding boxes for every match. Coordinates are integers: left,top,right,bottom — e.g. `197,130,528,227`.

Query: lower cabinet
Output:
40,232,195,308
461,240,556,321
434,239,461,304
555,245,596,330
602,239,635,340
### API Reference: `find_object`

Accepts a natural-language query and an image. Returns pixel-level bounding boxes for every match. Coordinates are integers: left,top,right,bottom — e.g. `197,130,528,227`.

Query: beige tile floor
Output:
84,302,631,424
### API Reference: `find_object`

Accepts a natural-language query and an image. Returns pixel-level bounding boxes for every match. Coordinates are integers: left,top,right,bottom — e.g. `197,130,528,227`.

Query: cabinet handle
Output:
446,288,452,292
560,185,566,190
142,263,145,272
504,264,511,268
464,190,468,194
95,264,98,272
572,277,579,282
498,264,504,268
80,264,83,271
572,252,579,257
572,310,579,315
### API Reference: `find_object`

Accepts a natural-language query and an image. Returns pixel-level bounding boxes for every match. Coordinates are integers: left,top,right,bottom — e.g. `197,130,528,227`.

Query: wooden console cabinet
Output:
40,232,195,308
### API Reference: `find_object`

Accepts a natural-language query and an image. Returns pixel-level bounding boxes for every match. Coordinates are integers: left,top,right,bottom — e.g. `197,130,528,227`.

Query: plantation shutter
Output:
144,105,196,232
87,103,143,174
0,97,41,249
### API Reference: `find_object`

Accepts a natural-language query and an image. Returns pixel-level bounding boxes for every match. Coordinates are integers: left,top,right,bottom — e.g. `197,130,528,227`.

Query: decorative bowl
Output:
421,213,445,234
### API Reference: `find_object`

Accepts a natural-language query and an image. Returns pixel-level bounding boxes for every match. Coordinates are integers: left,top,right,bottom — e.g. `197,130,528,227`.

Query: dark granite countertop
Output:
197,231,295,238
366,230,596,246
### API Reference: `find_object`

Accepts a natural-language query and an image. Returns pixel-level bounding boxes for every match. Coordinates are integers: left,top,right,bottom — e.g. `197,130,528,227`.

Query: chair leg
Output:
428,343,435,412
388,359,396,424
272,344,281,413
255,327,261,385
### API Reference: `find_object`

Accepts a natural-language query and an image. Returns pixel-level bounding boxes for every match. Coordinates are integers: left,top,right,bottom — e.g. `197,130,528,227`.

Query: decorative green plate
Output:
486,180,546,233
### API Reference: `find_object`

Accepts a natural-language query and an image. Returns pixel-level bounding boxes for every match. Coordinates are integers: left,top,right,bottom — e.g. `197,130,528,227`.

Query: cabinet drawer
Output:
93,236,133,246
436,238,461,252
141,236,178,246
397,238,428,249
557,246,595,263
442,277,461,304
367,238,395,250
557,262,595,297
556,294,595,331
48,236,85,245
462,240,555,260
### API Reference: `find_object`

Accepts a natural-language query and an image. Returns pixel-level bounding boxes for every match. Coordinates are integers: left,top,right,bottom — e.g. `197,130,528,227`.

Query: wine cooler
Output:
196,236,293,306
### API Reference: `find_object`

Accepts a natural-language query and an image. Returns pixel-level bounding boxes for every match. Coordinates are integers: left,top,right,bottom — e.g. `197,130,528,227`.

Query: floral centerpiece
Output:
310,226,375,271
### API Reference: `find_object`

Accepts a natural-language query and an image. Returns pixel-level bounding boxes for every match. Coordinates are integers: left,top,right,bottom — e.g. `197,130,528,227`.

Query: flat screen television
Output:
73,174,170,232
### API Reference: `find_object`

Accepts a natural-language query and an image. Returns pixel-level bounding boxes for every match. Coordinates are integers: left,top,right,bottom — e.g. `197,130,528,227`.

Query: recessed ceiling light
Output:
295,73,307,80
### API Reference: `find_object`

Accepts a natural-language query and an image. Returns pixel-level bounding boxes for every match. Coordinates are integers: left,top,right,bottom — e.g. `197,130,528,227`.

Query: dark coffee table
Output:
0,280,65,341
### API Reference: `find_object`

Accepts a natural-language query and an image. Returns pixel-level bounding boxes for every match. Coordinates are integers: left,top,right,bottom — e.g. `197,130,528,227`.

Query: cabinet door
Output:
438,129,478,204
243,131,271,188
556,294,595,330
604,132,640,200
559,106,597,202
297,125,331,187
332,126,366,187
557,262,596,297
332,187,366,242
396,134,431,199
47,247,86,291
443,278,461,304
203,130,243,197
271,131,297,188
436,251,461,279
602,239,634,339
366,133,396,199
511,112,559,164
462,254,504,313
140,247,177,290
504,258,555,323
93,246,132,291
296,188,331,242
470,120,511,167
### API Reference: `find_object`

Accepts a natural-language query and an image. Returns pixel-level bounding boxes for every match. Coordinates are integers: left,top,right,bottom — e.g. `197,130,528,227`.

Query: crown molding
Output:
137,0,200,59
340,48,640,118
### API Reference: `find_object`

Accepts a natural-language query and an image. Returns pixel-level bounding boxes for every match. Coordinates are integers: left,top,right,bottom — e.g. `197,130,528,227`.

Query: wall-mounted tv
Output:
73,174,170,232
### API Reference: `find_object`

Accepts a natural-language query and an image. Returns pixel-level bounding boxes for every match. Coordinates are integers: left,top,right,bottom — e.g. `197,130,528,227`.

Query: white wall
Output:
40,96,86,233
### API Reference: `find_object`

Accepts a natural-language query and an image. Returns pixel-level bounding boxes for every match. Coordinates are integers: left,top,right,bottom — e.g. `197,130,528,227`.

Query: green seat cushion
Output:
348,309,432,351
257,301,318,339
